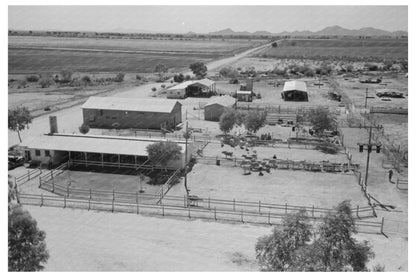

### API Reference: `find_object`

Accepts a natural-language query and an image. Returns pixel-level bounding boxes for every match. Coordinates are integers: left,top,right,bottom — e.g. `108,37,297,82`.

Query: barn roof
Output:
283,81,308,93
82,97,180,113
22,134,186,156
166,78,215,90
205,96,236,107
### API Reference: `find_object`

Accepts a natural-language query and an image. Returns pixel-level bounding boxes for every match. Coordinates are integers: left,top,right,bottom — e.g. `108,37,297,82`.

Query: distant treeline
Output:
8,30,408,41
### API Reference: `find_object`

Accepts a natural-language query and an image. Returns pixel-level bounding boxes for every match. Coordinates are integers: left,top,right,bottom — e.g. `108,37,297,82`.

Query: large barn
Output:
204,95,236,121
82,97,182,130
282,81,309,101
21,133,192,170
166,78,216,99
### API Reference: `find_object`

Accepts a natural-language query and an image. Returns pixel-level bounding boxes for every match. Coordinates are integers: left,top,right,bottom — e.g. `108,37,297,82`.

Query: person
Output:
273,154,277,159
388,169,394,183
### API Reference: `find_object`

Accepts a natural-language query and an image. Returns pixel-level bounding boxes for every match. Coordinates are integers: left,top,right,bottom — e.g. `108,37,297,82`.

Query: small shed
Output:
204,95,236,121
166,81,193,99
236,90,253,102
282,81,308,101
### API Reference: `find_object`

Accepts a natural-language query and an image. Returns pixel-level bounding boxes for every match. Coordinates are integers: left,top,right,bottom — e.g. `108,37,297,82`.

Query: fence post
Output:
233,199,235,211
39,177,42,188
184,195,187,207
312,205,314,217
40,194,44,207
67,184,70,197
88,197,91,211
63,196,66,208
214,207,217,220
27,169,30,181
356,205,360,219
52,182,55,193
259,201,261,213
241,210,244,223
113,189,115,201
188,206,191,218
162,204,165,216
234,157,237,167
112,199,114,213
381,217,385,235
285,203,287,214
90,188,92,200
268,210,271,225
208,197,210,209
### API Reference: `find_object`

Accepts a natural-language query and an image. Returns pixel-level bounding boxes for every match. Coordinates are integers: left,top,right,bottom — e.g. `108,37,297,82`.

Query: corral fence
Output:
38,161,68,187
17,192,385,234
370,106,408,115
396,178,408,191
14,168,42,187
198,155,359,174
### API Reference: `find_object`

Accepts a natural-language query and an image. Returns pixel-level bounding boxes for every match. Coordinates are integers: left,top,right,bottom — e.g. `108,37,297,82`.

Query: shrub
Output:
114,73,125,82
26,75,40,82
271,42,278,47
315,142,339,154
39,77,54,88
60,70,73,83
81,75,91,84
151,87,157,92
78,123,90,134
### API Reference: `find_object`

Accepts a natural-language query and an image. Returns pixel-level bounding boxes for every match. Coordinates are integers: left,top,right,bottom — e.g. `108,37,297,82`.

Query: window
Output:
35,150,41,156
99,110,103,116
45,150,50,157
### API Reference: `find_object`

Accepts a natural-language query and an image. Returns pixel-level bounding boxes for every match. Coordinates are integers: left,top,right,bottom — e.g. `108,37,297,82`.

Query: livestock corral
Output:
8,34,408,271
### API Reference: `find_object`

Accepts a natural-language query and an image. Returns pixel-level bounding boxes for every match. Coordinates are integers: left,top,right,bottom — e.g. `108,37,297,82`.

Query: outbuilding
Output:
282,81,309,101
236,90,253,102
204,95,236,121
82,97,182,130
21,133,193,170
166,78,216,99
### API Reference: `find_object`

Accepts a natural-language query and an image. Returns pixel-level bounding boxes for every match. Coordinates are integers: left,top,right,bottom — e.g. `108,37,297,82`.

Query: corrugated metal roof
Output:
22,134,186,156
283,81,308,92
205,96,236,107
82,97,180,113
166,78,215,91
166,81,194,90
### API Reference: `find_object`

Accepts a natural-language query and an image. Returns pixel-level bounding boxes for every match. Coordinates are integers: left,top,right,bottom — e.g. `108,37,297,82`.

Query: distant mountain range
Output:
206,25,408,37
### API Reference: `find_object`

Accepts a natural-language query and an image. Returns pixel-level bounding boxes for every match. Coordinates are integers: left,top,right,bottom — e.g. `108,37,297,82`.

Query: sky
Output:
8,5,408,34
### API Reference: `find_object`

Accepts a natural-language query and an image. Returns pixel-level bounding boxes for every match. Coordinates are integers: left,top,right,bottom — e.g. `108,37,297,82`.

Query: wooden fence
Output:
396,178,408,191
37,180,375,220
14,168,42,187
38,162,68,187
199,155,359,174
17,193,384,234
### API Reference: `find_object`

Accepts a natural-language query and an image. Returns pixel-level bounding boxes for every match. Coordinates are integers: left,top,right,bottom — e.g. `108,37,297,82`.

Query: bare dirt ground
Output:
23,205,407,271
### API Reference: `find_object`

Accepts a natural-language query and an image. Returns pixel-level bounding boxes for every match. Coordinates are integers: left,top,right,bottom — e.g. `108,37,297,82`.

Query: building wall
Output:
27,149,67,166
282,90,309,101
167,88,186,99
204,104,227,121
83,103,182,130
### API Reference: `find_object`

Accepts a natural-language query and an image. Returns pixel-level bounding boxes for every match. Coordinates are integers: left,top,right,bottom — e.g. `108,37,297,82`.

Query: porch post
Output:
101,153,104,168
134,156,137,169
84,152,87,167
118,154,120,169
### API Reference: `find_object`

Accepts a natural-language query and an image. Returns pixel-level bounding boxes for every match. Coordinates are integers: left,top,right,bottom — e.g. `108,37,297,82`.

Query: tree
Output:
189,62,207,79
219,108,237,135
219,67,238,78
60,70,73,83
8,177,49,271
173,73,185,83
39,77,54,88
8,106,32,143
271,42,278,47
154,64,168,81
146,141,182,171
309,108,337,136
114,73,125,82
255,201,375,272
78,123,90,134
243,111,266,134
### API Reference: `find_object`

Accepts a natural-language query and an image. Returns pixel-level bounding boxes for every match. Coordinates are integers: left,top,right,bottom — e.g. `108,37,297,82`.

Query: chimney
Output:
49,116,58,134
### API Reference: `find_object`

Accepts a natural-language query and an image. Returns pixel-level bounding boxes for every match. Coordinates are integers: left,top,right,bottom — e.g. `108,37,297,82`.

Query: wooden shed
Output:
204,95,236,121
282,81,309,101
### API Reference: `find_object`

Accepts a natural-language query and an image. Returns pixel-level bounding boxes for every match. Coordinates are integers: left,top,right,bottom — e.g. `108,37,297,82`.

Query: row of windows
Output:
34,149,50,157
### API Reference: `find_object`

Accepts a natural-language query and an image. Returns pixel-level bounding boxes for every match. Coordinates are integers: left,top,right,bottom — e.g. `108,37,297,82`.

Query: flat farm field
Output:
8,36,263,73
256,39,408,60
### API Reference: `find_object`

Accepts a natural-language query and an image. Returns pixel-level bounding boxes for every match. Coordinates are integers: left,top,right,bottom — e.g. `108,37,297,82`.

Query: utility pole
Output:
357,125,383,186
184,121,190,196
365,88,369,109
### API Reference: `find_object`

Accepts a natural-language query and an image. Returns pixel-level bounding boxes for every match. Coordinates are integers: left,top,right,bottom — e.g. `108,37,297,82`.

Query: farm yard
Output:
8,29,408,272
